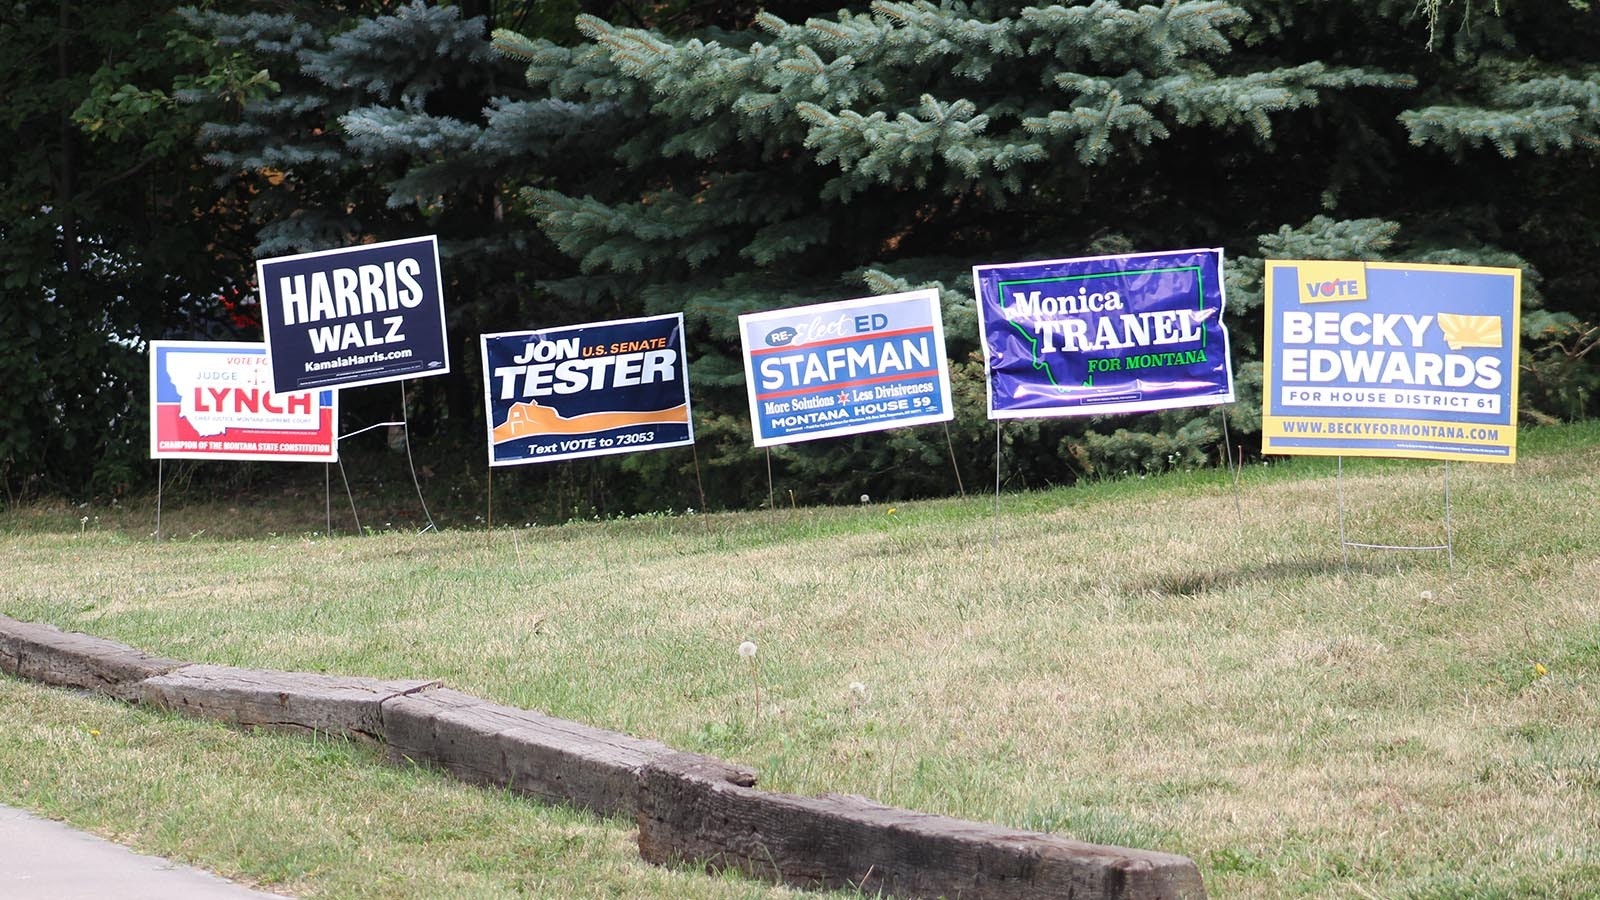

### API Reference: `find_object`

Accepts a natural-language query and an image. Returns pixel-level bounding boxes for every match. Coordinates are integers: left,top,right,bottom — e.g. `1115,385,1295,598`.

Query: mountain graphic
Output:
492,399,688,443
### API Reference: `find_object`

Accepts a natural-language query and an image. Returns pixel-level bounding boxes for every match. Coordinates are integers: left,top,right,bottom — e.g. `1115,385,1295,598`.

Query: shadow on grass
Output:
1142,552,1446,596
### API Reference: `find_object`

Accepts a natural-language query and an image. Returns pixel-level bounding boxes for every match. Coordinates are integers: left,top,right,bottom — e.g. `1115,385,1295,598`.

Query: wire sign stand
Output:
1336,456,1453,570
324,382,438,536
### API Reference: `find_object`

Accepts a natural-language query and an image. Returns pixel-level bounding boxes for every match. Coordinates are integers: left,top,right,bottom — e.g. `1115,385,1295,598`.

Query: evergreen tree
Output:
497,0,1541,502
1236,0,1600,420
11,0,1596,509
181,1,612,510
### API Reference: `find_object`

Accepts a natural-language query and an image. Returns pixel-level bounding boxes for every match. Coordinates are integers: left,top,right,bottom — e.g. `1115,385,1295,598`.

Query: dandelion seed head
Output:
848,681,866,698
1420,590,1434,601
860,494,870,504
738,641,758,659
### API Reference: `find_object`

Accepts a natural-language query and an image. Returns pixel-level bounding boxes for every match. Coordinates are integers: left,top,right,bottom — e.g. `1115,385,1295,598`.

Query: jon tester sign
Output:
481,314,693,465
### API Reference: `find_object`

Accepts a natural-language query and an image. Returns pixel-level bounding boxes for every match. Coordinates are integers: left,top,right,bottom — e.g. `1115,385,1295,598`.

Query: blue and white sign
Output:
739,289,953,447
256,235,449,393
480,313,693,466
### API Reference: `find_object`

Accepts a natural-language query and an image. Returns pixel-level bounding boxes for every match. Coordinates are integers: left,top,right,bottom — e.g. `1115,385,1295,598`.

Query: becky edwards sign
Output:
974,249,1235,418
481,313,693,465
1262,260,1521,463
739,288,953,447
149,341,337,462
256,235,449,393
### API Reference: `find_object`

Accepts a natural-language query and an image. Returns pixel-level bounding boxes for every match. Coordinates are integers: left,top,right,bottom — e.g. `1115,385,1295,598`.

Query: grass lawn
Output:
4,422,1600,898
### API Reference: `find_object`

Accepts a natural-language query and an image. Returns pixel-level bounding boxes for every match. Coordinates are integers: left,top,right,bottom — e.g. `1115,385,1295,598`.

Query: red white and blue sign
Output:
480,313,693,465
149,341,337,462
974,249,1235,418
739,288,953,447
256,234,449,393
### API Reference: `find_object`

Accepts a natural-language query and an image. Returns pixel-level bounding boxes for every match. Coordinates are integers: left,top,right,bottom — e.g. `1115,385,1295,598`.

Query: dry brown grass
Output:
4,423,1600,897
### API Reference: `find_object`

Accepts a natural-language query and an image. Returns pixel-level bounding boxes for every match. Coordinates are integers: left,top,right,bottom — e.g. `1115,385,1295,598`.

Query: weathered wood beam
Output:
382,687,756,817
638,752,1205,900
136,664,438,742
0,615,186,700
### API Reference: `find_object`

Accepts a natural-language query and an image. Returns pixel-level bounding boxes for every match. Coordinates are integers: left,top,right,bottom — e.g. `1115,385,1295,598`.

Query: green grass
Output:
5,422,1600,898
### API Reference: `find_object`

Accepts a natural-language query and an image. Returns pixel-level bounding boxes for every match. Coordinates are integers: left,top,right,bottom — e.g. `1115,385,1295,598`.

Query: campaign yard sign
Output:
480,313,693,465
739,288,954,447
974,248,1235,418
150,341,337,462
256,235,449,393
1262,260,1521,463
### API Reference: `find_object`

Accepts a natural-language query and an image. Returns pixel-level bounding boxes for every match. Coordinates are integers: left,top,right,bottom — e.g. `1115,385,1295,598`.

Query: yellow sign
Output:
1295,261,1368,304
1262,260,1520,464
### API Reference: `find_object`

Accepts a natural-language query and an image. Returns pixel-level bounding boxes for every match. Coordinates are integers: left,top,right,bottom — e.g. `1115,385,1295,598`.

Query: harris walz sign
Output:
256,235,449,393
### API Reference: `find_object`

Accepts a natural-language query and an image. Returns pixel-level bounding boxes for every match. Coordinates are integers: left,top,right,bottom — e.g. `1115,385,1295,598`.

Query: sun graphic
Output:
1436,313,1503,351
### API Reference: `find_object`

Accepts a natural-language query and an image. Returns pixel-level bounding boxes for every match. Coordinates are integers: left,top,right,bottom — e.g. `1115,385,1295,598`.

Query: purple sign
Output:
973,249,1235,418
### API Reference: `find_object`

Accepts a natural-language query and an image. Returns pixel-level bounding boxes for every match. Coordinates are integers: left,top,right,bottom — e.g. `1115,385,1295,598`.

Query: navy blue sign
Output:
480,314,693,465
974,249,1235,418
256,235,449,392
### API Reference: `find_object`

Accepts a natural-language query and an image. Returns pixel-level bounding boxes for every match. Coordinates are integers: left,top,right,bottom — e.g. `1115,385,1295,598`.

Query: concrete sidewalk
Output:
0,804,289,899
